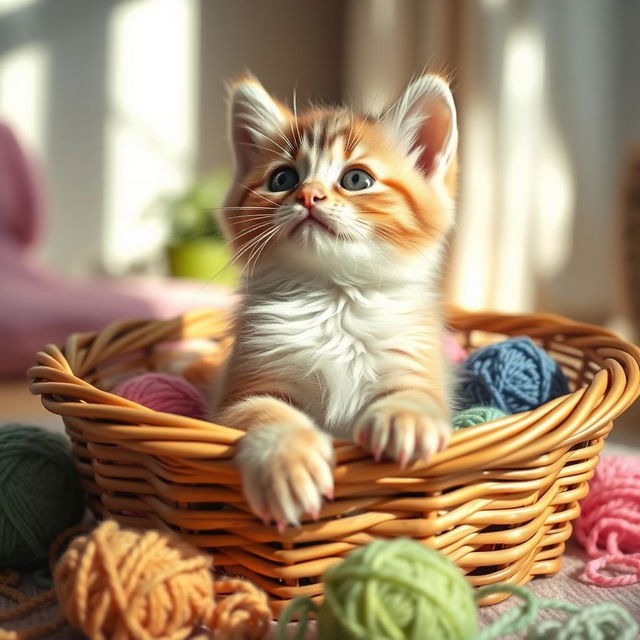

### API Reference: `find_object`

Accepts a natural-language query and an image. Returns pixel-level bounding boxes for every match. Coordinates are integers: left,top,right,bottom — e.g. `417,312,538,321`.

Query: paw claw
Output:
353,392,451,467
237,423,334,529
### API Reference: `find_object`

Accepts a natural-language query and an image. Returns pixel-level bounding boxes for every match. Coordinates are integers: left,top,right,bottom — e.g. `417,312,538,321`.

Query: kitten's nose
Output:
296,184,327,210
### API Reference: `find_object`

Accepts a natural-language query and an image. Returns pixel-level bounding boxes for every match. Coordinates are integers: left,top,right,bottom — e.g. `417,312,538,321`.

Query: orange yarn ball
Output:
54,521,215,640
53,521,271,640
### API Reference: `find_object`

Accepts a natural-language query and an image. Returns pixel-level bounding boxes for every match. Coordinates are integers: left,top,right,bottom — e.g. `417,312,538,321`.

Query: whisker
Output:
236,141,286,156
226,213,274,221
225,222,273,245
210,206,272,211
271,119,295,153
235,227,281,279
237,183,280,207
243,126,292,158
231,225,280,266
245,225,282,279
292,89,302,148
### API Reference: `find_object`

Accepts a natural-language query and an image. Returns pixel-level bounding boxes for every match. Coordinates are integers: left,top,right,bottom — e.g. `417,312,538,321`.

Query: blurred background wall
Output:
1,0,638,328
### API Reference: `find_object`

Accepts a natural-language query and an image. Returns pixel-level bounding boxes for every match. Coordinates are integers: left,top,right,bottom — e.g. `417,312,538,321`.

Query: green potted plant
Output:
157,170,238,285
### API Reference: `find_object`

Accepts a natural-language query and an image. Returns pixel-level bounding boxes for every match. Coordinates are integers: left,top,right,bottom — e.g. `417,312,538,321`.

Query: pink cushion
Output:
0,123,42,250
0,239,234,377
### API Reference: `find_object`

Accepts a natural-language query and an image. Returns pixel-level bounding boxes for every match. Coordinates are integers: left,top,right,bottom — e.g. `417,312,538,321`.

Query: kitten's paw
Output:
353,390,451,467
236,422,334,530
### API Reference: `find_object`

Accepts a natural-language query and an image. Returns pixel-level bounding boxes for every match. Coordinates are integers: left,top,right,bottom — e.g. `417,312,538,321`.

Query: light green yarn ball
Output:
318,538,478,640
453,406,506,430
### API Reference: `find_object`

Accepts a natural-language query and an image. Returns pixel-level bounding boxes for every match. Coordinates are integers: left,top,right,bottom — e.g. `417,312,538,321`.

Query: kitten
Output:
212,74,458,530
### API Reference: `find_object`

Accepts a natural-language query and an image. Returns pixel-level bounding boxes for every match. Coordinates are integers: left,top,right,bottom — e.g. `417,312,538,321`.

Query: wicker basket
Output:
28,308,640,614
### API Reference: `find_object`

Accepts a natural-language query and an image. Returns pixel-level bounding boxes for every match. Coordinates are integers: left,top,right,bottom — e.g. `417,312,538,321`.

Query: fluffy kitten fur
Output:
212,74,458,530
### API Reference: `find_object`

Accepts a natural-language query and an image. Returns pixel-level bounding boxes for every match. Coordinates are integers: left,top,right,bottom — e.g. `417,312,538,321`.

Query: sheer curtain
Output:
345,0,637,322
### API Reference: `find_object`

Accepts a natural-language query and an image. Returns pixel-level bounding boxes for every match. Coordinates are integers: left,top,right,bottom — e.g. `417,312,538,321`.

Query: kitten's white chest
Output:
242,283,415,436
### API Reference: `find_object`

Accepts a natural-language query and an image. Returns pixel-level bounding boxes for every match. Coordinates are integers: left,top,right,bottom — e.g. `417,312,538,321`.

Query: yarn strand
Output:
473,585,538,639
473,584,638,640
277,597,319,640
0,525,91,640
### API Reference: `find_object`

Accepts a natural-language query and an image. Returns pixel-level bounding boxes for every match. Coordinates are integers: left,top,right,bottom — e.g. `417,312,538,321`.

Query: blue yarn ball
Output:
458,337,570,414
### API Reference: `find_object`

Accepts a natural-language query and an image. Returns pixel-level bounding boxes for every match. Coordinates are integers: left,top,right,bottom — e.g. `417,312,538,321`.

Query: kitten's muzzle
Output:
289,208,336,237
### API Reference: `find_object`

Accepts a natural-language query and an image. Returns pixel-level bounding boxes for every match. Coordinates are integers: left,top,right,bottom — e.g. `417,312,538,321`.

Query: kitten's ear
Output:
385,74,457,181
227,76,290,175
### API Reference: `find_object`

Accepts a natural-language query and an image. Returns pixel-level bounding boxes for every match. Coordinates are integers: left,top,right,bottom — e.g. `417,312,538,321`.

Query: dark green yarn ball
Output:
0,424,85,569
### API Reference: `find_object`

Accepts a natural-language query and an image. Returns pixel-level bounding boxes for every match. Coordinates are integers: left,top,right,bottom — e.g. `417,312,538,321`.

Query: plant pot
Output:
166,238,238,285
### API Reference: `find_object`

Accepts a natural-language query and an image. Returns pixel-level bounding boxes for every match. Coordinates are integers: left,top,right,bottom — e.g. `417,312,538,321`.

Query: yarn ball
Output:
55,520,214,640
458,336,570,414
0,424,84,569
317,537,478,640
574,455,640,587
114,372,207,419
444,333,468,364
54,520,271,640
452,406,507,430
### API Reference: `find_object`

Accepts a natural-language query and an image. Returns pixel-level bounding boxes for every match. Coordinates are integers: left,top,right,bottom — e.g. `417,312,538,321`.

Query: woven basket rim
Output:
28,307,640,455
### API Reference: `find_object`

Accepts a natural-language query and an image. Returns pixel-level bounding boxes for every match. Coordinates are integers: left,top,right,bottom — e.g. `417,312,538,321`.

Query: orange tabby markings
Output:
213,73,458,527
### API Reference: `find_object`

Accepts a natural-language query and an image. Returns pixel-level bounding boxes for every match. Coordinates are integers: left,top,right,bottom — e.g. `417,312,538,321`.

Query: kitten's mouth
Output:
289,212,336,238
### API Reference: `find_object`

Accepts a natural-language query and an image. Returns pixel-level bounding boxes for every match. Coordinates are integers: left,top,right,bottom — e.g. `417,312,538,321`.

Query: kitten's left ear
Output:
385,74,457,181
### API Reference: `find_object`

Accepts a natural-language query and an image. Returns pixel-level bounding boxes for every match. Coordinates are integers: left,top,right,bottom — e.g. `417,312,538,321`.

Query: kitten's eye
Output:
340,168,375,191
268,167,299,192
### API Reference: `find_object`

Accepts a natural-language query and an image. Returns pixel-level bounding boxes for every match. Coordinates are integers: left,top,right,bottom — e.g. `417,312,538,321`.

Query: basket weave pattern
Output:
29,309,640,612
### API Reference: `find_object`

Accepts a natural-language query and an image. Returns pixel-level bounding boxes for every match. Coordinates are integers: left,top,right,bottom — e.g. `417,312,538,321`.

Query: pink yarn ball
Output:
113,372,208,420
444,333,467,364
575,455,640,586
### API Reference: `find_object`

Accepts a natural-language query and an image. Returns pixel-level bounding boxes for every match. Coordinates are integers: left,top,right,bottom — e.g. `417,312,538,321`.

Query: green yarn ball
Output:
453,406,507,430
0,424,85,569
318,538,478,640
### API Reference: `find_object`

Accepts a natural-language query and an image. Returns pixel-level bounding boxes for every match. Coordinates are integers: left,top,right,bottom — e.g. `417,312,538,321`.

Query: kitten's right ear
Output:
227,77,290,175
385,74,457,182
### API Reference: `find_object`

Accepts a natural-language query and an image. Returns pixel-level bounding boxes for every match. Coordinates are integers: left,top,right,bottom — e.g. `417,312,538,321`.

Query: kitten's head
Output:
221,74,458,283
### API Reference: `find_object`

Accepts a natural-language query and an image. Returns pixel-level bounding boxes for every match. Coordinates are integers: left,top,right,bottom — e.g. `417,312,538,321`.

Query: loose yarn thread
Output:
0,524,89,640
458,337,570,414
574,454,640,586
475,584,638,640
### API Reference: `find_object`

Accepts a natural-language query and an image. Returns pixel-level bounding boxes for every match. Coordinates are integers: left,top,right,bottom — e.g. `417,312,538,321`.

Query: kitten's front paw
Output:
236,422,334,531
353,390,451,467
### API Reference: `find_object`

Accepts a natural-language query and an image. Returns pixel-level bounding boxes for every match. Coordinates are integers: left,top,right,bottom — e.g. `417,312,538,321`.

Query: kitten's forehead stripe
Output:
289,112,365,163
285,113,374,184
